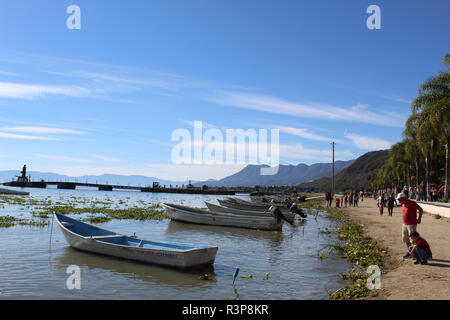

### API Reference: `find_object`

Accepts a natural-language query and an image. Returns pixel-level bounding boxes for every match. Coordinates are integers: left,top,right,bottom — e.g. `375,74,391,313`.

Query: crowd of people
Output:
325,189,433,265
326,191,366,208
375,183,446,202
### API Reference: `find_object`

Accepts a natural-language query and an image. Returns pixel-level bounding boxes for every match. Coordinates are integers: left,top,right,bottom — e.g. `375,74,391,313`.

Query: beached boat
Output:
0,187,30,195
226,197,274,205
54,213,218,269
162,203,283,231
204,201,296,220
217,199,285,211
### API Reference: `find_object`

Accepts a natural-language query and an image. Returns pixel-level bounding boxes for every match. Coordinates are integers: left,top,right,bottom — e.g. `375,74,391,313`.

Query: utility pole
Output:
331,142,336,197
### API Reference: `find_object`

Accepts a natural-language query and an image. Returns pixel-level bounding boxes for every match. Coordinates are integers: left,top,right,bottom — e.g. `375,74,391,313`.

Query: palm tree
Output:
424,99,450,200
416,111,437,201
412,54,450,201
404,113,422,199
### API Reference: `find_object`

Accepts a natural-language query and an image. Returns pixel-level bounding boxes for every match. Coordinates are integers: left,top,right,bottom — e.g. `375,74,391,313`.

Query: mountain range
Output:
193,160,354,187
297,150,389,192
0,159,354,188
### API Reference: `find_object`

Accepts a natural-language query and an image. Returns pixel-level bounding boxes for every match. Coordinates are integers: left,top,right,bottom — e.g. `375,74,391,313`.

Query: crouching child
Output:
409,231,432,265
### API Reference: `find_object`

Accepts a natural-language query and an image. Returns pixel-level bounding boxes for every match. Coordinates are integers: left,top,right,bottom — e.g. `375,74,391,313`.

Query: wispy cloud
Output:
279,126,345,143
0,70,20,76
207,91,405,127
344,133,392,150
0,132,59,140
35,154,91,163
0,82,91,100
2,51,407,130
279,143,355,162
180,120,217,129
144,163,247,181
91,154,124,162
337,84,412,105
0,126,83,135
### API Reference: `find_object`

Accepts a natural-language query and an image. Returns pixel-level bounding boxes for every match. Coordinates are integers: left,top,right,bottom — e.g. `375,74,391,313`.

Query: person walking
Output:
387,194,397,216
377,195,384,216
325,192,333,208
353,193,359,207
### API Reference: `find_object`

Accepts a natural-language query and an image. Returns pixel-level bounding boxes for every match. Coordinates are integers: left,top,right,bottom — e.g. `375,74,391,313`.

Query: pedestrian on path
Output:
387,194,397,216
396,193,424,259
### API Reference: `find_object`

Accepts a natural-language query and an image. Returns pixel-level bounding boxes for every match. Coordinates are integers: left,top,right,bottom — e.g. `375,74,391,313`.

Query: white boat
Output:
217,199,286,211
162,203,283,231
55,213,218,270
204,201,296,220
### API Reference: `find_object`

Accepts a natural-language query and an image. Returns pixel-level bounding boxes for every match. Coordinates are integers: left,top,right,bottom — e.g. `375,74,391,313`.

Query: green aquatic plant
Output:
80,215,112,224
32,205,168,220
198,273,215,281
316,253,326,260
329,220,385,300
0,216,18,228
0,215,49,228
302,200,385,300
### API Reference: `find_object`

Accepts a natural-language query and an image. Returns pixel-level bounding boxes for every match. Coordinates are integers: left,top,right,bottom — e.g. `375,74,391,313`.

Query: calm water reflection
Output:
0,188,350,299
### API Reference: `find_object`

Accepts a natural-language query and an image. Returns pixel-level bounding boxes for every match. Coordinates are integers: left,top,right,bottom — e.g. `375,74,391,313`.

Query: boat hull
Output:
205,201,295,220
218,199,288,211
163,204,282,231
55,214,217,270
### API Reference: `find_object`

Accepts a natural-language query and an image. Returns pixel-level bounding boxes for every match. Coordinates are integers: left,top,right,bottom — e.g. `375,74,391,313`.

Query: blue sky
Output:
0,0,449,181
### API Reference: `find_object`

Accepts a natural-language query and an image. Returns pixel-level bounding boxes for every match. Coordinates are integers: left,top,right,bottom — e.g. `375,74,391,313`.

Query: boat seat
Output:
88,235,123,239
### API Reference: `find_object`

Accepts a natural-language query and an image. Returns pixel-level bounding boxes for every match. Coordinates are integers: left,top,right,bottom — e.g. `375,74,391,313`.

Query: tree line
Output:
371,54,450,202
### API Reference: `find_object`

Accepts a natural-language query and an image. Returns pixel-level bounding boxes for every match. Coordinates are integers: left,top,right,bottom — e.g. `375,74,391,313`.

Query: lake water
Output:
0,187,350,300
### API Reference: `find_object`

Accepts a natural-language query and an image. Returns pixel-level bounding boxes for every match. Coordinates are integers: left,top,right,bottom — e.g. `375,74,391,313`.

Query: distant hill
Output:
194,160,354,187
297,150,389,192
0,170,191,187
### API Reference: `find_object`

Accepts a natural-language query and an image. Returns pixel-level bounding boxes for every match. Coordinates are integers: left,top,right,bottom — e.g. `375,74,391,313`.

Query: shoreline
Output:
334,197,450,300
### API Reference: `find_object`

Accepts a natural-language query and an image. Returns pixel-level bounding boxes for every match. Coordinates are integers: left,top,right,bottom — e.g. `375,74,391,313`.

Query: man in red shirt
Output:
396,192,423,259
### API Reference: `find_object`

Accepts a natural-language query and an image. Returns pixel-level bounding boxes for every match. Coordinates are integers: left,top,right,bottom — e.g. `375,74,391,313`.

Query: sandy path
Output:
340,198,450,300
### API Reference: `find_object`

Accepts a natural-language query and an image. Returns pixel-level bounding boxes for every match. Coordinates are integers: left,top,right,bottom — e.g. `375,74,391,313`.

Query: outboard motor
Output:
290,204,307,219
269,205,294,225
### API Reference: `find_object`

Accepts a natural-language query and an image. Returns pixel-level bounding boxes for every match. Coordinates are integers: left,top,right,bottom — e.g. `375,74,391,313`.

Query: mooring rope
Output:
48,214,55,272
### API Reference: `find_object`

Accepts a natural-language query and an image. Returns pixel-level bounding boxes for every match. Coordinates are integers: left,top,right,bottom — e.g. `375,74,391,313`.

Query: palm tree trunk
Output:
425,154,430,201
415,158,420,200
445,141,449,201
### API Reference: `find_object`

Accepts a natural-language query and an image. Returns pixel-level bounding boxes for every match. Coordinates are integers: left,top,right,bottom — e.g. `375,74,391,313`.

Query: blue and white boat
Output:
54,213,218,269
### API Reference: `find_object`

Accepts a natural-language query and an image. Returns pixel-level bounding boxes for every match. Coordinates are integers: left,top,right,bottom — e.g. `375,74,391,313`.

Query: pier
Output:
1,180,238,195
0,165,247,195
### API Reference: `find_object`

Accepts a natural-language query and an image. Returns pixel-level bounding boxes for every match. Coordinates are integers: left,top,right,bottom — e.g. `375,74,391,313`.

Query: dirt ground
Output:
340,197,450,300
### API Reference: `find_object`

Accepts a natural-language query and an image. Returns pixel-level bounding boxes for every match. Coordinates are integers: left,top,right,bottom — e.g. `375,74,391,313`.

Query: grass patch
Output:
0,215,50,228
31,205,168,220
80,215,112,224
305,200,385,300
